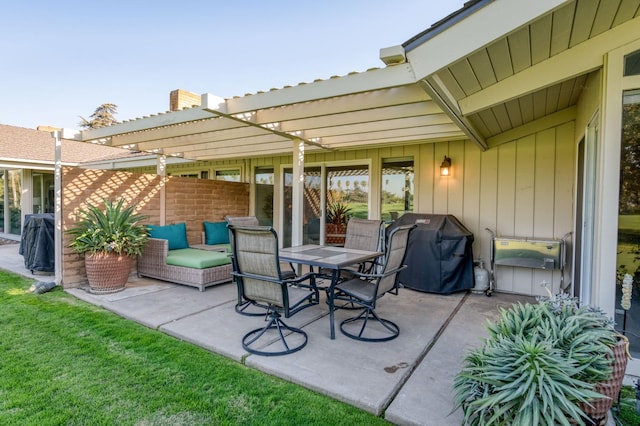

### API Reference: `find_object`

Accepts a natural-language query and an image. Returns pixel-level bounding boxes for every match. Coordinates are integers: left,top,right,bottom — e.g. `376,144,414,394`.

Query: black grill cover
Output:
19,213,55,273
386,213,474,294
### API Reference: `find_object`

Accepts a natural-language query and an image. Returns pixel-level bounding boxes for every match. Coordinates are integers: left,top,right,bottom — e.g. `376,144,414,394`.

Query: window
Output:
616,90,640,357
32,172,54,214
255,167,274,226
215,169,241,182
170,172,199,178
624,49,640,77
381,158,414,221
1,169,22,234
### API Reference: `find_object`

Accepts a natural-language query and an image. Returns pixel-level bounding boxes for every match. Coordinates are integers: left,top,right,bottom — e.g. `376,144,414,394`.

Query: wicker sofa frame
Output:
137,238,232,292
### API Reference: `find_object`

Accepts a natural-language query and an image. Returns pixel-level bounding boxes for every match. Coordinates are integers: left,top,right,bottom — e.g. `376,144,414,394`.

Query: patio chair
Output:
326,218,385,308
330,224,415,342
319,218,384,278
228,225,319,356
343,218,385,274
225,216,297,316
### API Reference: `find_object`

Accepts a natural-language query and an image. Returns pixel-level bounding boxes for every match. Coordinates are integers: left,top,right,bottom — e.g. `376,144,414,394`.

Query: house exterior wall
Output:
61,166,249,287
125,132,575,296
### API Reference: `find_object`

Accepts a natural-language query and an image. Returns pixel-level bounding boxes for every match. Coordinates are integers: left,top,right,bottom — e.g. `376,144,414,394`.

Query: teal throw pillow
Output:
147,223,189,250
204,221,230,245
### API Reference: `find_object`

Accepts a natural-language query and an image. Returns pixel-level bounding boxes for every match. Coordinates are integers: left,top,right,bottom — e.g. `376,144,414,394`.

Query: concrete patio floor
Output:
0,243,532,425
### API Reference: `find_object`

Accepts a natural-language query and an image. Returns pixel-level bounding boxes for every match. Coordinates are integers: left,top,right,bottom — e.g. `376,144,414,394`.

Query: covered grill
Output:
19,213,55,273
386,213,474,294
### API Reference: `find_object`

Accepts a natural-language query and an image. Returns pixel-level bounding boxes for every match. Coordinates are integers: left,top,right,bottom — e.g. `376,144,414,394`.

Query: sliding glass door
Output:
616,89,640,357
282,163,369,247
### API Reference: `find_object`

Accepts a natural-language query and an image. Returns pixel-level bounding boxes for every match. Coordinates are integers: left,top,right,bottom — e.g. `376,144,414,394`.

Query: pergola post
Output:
53,130,63,286
157,155,166,225
291,139,304,247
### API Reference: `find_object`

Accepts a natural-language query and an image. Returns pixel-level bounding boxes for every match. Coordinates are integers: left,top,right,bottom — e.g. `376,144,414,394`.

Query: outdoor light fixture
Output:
440,156,452,176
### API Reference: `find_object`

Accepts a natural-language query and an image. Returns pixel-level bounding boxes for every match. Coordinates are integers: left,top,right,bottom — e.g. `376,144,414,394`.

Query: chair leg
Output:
340,308,399,342
242,311,308,356
235,299,268,317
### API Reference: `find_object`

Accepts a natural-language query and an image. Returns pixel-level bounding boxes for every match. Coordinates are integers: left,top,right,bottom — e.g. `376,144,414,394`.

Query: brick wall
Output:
62,166,249,287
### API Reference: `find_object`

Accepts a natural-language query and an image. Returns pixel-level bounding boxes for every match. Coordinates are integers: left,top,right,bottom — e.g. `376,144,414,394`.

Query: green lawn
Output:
619,214,640,231
0,271,388,425
345,202,408,221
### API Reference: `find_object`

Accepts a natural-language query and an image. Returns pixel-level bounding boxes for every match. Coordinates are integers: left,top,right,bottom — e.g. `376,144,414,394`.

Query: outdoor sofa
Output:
137,222,232,291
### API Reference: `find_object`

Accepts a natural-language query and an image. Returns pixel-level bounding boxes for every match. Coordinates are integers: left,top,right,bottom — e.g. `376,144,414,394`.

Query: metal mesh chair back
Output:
344,218,384,252
225,215,259,245
231,226,285,308
225,216,259,226
377,225,413,296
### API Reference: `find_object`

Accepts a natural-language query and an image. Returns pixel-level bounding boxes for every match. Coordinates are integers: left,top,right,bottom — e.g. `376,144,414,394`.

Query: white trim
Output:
22,169,33,218
53,131,62,286
596,38,640,317
292,140,305,247
579,112,599,306
406,0,570,81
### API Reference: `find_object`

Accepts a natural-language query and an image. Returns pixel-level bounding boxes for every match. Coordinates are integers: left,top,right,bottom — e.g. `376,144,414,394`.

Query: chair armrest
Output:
342,264,408,280
231,270,319,289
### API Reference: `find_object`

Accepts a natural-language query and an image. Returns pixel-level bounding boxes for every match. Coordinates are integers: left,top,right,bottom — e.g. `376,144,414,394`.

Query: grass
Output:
614,385,640,425
0,270,389,425
619,214,640,231
345,202,408,221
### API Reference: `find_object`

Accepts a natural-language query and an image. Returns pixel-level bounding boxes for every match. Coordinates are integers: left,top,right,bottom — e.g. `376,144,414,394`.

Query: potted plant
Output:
453,292,628,425
325,202,351,245
68,198,149,294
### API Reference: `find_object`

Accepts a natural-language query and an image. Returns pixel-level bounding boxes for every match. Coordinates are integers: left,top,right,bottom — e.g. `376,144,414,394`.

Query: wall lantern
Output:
440,156,452,177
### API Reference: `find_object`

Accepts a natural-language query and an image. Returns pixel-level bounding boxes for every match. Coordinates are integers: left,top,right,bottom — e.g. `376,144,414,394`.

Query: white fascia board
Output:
459,16,640,115
224,64,417,114
406,0,570,80
0,159,75,169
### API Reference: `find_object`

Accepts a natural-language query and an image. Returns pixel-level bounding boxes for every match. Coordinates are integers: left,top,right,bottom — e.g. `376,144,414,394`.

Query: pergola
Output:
51,0,640,293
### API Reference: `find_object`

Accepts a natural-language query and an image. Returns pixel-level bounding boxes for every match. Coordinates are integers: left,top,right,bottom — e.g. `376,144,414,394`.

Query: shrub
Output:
453,295,619,425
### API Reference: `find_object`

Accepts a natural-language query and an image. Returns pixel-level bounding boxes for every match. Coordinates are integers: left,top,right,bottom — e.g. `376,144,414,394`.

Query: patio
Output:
0,243,535,425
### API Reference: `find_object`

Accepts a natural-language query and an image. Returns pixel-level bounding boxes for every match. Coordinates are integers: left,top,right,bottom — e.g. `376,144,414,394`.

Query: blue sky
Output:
1,1,466,130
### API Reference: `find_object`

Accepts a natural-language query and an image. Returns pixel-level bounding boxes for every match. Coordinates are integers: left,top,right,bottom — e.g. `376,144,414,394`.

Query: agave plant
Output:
326,202,351,225
453,296,619,425
68,198,149,257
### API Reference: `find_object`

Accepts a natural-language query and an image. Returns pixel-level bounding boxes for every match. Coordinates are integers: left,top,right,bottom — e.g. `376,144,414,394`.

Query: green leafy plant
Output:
68,198,149,257
453,295,619,425
326,202,351,225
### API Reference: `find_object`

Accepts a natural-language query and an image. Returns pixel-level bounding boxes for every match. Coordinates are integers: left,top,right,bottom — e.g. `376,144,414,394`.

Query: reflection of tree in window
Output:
381,158,414,221
255,168,274,226
215,169,240,182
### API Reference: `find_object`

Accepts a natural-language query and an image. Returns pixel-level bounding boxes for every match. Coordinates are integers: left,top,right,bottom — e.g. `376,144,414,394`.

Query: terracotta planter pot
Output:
84,252,133,294
581,335,629,425
325,223,347,245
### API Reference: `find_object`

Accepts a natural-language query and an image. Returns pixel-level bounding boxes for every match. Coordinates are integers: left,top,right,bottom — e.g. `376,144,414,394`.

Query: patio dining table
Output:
279,244,383,339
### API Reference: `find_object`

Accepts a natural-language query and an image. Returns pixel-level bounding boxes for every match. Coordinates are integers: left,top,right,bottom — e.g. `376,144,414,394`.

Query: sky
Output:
1,1,467,130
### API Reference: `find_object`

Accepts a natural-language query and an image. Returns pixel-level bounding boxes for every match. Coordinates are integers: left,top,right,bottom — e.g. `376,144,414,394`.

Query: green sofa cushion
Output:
166,248,231,269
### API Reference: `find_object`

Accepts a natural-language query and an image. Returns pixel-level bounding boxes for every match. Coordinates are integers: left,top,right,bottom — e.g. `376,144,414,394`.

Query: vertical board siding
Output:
462,142,482,252
126,121,575,296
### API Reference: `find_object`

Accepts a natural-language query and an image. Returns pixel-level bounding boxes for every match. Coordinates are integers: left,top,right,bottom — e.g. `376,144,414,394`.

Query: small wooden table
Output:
279,244,382,339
